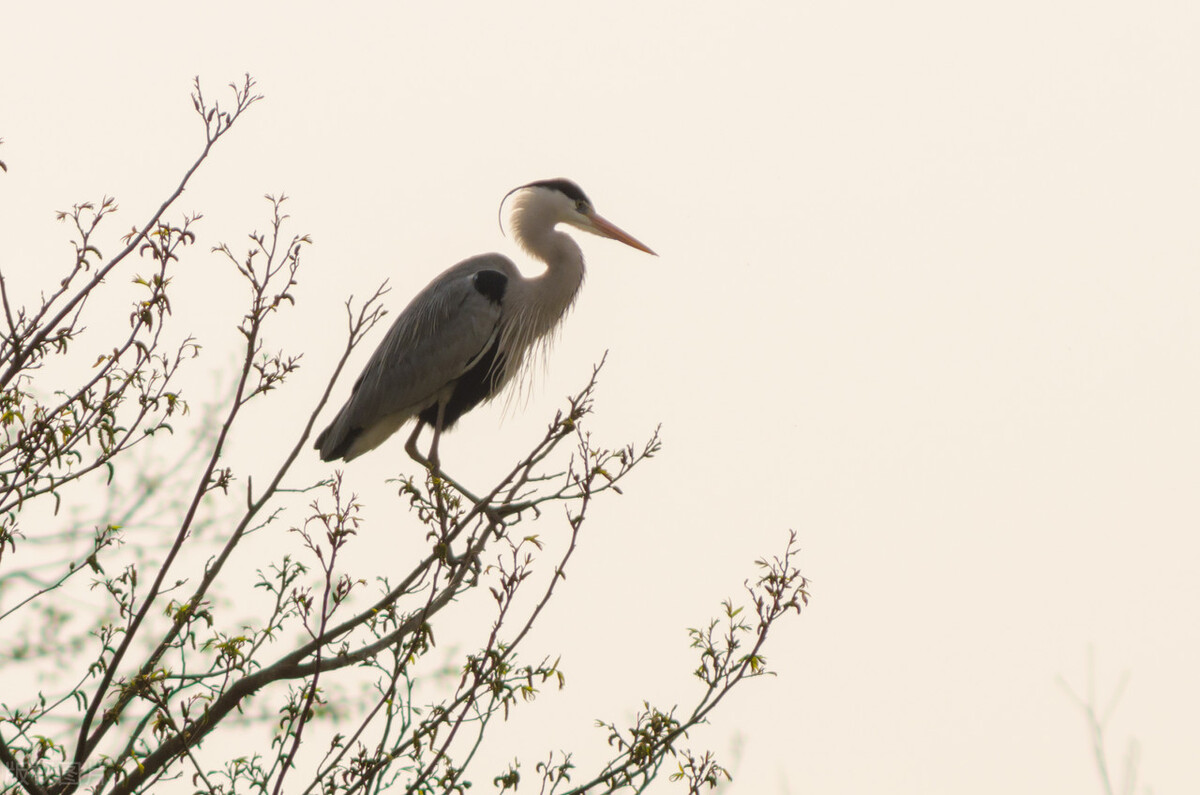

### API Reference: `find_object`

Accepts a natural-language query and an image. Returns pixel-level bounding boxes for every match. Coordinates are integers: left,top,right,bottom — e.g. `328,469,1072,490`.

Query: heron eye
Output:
575,200,589,214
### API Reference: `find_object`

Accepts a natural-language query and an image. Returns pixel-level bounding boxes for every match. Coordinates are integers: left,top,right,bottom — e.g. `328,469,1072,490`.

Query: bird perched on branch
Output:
315,178,655,468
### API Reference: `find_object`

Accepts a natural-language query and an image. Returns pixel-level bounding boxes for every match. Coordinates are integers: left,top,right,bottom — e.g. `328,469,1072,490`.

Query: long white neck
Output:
510,200,587,341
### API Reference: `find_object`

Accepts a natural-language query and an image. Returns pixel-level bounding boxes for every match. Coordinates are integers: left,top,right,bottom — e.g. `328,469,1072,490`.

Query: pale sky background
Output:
3,1,1199,793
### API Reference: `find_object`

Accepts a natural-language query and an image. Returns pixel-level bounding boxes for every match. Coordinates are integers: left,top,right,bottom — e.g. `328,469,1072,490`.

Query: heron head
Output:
501,179,656,256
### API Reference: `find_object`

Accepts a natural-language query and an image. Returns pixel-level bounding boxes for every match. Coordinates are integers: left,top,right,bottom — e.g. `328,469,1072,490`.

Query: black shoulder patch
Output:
523,178,591,206
472,269,507,305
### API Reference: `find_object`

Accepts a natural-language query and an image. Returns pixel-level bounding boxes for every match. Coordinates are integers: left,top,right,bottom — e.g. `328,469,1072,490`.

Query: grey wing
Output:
315,254,514,461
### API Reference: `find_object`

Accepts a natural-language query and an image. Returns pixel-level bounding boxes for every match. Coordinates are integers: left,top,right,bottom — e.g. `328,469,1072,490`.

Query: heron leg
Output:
403,407,445,474
404,420,430,468
426,402,446,475
403,406,491,515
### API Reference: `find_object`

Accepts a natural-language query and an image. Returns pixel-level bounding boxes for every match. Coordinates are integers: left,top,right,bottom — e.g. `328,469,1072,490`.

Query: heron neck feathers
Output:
511,205,587,337
516,233,585,341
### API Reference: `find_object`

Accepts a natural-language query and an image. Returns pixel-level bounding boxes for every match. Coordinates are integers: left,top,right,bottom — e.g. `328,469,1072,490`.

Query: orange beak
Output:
582,212,657,256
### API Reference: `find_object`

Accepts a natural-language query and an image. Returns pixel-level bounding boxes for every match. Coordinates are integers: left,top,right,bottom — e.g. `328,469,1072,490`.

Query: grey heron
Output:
314,178,655,468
